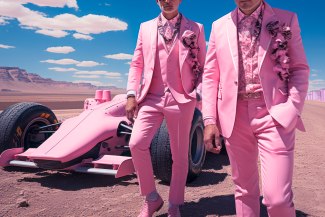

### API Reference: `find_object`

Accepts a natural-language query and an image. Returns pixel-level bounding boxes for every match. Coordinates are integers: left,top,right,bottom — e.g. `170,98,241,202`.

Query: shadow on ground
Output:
157,195,308,217
5,149,230,191
5,167,137,190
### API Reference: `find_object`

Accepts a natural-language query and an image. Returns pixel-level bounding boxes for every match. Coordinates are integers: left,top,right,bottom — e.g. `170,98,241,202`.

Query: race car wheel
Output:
0,102,58,153
187,109,206,182
150,108,206,183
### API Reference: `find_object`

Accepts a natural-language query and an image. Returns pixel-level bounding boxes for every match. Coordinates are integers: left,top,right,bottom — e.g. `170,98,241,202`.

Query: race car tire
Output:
0,102,58,153
187,109,206,182
150,108,206,183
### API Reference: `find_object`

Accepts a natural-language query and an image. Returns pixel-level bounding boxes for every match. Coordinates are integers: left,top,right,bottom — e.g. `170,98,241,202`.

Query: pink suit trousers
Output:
226,97,296,217
129,92,196,205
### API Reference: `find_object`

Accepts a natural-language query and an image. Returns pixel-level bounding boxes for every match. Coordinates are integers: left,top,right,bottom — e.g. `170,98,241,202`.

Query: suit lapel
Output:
150,18,158,70
258,3,276,72
227,10,239,75
179,15,191,71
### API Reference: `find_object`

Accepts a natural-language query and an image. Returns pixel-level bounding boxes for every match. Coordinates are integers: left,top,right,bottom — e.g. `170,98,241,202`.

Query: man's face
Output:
157,0,182,15
235,0,262,14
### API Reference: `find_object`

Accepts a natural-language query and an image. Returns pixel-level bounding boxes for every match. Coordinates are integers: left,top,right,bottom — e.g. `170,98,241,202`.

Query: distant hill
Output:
0,67,124,94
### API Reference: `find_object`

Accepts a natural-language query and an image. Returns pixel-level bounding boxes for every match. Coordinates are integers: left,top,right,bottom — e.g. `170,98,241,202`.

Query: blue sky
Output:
0,0,324,91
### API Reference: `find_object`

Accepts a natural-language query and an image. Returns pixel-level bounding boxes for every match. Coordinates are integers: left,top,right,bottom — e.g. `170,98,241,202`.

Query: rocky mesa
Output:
0,67,123,94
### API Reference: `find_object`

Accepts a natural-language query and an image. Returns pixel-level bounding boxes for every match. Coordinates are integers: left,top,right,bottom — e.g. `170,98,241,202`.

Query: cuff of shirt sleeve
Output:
126,90,136,98
203,118,216,126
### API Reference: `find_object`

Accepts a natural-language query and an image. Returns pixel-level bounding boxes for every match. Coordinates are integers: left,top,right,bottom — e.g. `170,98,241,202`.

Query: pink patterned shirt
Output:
237,3,264,95
160,13,180,52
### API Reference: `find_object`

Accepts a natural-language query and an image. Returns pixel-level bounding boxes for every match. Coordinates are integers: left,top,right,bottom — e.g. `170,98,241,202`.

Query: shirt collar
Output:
160,13,180,27
237,2,263,23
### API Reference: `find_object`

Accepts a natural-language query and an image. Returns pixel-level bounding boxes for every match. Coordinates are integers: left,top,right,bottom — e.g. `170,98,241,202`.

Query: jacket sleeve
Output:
287,13,310,115
195,23,207,94
270,13,310,131
202,22,220,125
127,23,144,94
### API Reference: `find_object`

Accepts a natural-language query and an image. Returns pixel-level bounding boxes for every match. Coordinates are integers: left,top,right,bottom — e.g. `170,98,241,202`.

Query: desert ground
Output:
0,91,124,110
0,99,324,217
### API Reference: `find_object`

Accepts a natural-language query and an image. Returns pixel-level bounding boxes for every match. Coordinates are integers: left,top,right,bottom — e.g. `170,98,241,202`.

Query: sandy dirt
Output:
0,101,324,217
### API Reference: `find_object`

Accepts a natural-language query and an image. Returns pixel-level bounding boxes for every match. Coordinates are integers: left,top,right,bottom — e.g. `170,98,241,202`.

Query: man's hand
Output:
125,96,138,122
204,124,222,154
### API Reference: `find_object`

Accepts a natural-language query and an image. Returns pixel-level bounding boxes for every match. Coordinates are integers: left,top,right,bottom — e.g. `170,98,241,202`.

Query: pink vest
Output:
148,34,191,103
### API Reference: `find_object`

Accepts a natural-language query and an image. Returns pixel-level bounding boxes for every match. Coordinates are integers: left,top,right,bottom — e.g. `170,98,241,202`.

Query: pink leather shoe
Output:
167,206,181,217
137,195,164,217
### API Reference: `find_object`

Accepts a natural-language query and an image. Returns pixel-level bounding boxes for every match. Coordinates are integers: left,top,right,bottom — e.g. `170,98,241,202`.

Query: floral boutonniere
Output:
266,21,292,81
181,30,202,87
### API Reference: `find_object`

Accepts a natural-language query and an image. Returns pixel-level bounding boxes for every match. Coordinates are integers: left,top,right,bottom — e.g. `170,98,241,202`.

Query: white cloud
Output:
309,80,325,85
74,70,121,77
310,69,322,78
46,46,75,54
73,75,100,79
73,14,127,34
36,29,68,38
104,53,133,60
49,67,77,72
20,25,36,30
73,33,93,40
11,0,78,9
0,1,128,39
105,76,121,79
309,79,325,91
0,43,15,49
76,61,105,67
42,59,105,67
41,58,79,65
0,17,5,24
0,16,11,25
124,73,129,76
73,80,105,86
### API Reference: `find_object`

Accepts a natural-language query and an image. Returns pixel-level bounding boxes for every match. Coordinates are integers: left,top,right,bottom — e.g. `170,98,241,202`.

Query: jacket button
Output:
234,81,238,85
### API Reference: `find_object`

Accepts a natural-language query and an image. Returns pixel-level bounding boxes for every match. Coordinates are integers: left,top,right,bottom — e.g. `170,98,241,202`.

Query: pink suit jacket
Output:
202,3,309,138
127,15,206,104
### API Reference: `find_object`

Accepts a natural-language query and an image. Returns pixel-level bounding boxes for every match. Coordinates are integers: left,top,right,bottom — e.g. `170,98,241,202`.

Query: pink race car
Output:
0,90,207,183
